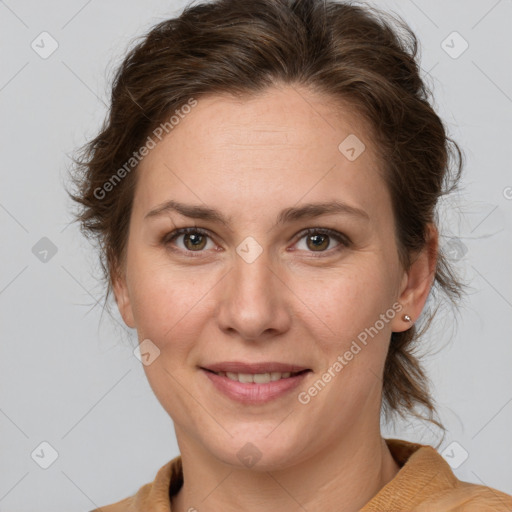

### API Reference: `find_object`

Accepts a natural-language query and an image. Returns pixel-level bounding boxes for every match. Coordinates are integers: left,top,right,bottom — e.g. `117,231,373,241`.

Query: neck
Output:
171,428,401,512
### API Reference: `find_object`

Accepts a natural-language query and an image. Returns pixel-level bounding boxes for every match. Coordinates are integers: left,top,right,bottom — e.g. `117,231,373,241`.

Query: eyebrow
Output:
144,199,370,228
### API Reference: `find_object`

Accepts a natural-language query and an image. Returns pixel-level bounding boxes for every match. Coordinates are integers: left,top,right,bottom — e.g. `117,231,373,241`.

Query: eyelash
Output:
161,227,351,258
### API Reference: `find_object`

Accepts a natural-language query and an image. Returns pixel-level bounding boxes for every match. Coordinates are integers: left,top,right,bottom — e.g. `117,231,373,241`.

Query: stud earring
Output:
403,314,412,322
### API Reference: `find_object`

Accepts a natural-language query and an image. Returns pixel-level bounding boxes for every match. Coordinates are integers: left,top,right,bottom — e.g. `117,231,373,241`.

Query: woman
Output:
69,0,512,510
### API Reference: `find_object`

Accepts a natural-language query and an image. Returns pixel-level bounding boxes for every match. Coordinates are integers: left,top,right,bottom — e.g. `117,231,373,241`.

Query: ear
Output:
391,224,438,333
112,269,136,329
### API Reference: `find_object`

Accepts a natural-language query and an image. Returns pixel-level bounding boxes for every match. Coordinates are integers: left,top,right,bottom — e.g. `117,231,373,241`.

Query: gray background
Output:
1,0,511,510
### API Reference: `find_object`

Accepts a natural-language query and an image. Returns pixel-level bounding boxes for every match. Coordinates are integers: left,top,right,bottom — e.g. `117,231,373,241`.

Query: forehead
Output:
152,86,373,157
134,85,389,222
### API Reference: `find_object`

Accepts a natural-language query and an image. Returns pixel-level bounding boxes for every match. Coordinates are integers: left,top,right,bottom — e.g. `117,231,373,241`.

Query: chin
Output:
206,430,307,472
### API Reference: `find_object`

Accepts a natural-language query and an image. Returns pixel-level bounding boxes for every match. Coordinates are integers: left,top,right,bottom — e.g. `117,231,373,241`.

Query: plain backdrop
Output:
1,0,511,510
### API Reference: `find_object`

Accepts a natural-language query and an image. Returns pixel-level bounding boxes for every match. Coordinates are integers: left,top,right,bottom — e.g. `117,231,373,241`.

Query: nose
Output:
215,248,292,342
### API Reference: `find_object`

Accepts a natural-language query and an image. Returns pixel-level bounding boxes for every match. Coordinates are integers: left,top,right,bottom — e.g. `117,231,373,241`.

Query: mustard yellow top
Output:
91,438,512,511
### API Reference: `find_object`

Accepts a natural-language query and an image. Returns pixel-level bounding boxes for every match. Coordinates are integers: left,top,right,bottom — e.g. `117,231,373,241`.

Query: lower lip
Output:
201,369,311,404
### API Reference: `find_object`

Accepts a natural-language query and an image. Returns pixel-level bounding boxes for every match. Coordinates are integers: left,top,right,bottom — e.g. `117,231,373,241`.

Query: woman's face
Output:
114,85,427,469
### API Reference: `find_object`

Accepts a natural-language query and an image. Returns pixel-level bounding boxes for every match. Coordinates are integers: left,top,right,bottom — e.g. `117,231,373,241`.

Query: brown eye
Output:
295,228,350,256
182,232,207,251
163,227,214,255
305,233,330,251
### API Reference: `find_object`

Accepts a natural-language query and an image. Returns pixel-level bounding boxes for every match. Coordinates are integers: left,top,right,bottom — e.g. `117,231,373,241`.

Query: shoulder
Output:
413,480,512,511
88,495,135,512
362,439,512,512
88,456,180,512
88,481,153,512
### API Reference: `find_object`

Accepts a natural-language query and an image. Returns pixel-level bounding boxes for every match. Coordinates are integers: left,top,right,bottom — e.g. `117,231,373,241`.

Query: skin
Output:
113,84,437,512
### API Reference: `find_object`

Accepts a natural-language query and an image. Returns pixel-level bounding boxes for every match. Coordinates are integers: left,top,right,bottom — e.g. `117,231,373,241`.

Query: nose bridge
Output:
231,241,276,309
217,240,288,340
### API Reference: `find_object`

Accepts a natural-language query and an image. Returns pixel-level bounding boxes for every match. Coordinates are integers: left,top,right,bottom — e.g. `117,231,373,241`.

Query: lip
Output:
201,361,310,373
201,368,311,404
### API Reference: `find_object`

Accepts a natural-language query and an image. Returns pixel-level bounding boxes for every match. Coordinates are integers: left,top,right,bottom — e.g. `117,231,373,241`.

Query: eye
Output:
162,227,216,256
161,226,351,258
293,228,350,256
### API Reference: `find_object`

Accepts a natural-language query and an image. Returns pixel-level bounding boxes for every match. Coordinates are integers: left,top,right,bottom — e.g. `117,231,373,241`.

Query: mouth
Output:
201,368,310,384
199,362,312,404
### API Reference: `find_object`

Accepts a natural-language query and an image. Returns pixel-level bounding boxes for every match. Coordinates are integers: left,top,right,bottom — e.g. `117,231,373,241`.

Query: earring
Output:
403,314,412,322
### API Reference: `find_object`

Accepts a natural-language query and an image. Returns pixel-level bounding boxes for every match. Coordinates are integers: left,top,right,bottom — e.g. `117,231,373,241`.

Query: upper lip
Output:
201,362,311,374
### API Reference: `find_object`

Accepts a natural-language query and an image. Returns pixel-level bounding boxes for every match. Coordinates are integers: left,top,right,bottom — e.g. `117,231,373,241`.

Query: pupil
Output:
187,234,203,247
309,234,328,250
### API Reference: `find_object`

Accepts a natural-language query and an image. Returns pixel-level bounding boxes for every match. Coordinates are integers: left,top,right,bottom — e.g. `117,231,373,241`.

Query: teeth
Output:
238,373,254,384
218,371,296,383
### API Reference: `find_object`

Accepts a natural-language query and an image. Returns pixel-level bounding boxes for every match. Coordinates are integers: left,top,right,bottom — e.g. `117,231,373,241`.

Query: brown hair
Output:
68,0,464,427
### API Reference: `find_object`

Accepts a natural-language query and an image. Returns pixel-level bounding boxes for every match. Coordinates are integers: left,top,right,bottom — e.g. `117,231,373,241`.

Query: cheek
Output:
294,260,399,408
295,265,397,413
126,255,217,353
295,261,396,338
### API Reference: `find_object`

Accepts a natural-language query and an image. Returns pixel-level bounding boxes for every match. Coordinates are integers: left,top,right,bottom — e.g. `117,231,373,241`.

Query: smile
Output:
210,370,306,383
201,368,311,404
